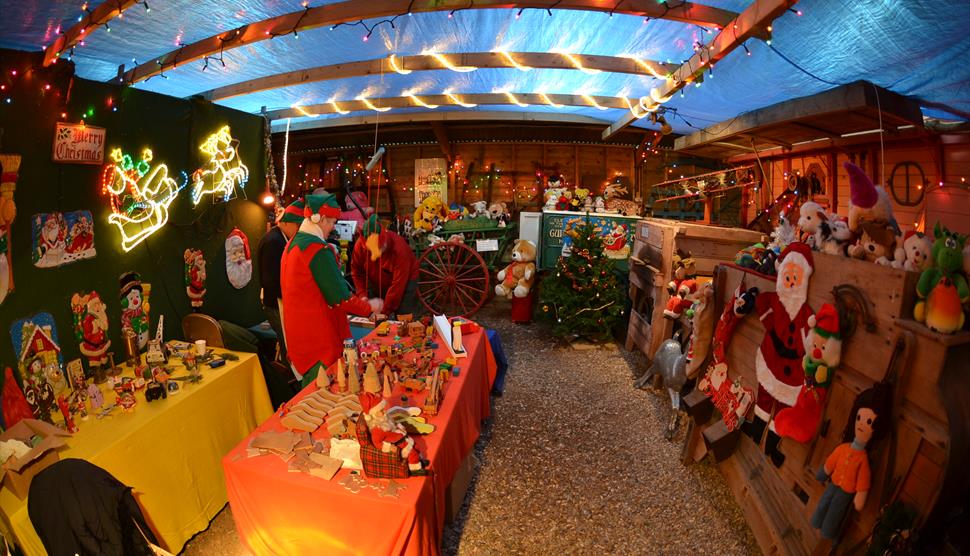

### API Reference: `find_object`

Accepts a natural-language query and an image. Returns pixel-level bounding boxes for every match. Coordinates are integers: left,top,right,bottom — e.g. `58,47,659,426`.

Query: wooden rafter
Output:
270,111,613,132
602,0,799,139
122,0,749,84
43,0,142,66
198,52,677,102
265,92,639,120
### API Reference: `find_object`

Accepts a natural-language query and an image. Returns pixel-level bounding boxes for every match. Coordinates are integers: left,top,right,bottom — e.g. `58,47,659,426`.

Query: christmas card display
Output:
539,219,626,342
746,243,815,467
0,153,19,305
225,228,252,289
184,248,207,309
119,271,151,350
70,291,112,375
557,215,633,261
9,313,64,423
30,210,96,268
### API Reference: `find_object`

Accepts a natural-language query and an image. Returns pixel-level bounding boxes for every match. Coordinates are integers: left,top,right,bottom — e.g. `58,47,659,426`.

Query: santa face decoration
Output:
225,228,252,289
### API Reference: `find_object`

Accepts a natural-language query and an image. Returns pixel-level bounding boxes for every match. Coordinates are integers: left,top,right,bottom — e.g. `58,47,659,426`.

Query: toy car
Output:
145,381,167,402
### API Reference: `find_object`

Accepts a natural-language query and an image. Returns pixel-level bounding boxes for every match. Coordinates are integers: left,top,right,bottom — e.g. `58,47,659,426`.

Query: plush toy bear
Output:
845,161,898,234
413,196,448,232
888,231,932,272
470,200,489,219
847,220,896,263
571,188,590,211
495,240,537,298
814,216,852,256
666,250,696,295
797,201,827,247
914,223,969,334
488,202,510,227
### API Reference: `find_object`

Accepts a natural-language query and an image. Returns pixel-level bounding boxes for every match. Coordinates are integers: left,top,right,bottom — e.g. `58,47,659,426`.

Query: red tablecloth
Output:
223,326,496,555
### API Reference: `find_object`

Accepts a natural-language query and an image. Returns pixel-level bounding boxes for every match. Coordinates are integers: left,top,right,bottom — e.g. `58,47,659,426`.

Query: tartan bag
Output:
356,414,410,479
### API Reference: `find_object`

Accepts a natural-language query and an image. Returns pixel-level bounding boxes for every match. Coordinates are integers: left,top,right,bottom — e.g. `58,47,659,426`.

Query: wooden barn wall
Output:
283,142,638,216
750,135,970,235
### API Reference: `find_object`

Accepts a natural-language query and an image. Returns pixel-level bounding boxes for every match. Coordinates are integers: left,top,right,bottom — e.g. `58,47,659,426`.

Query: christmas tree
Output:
539,219,626,341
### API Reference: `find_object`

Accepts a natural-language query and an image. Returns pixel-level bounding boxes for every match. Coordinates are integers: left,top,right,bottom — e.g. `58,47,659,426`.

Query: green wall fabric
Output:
0,52,269,372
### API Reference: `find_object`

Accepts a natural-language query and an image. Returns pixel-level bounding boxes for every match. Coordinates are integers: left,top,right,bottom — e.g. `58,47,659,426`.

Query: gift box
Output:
510,291,536,324
0,419,71,500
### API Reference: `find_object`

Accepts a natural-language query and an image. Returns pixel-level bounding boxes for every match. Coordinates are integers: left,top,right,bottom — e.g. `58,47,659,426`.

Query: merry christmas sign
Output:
53,123,105,165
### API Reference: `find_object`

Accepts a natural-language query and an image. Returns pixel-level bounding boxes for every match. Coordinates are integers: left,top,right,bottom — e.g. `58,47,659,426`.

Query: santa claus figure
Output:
35,213,66,267
775,303,842,443
745,242,815,466
359,393,426,475
225,228,252,289
67,215,94,254
184,248,207,309
71,291,112,371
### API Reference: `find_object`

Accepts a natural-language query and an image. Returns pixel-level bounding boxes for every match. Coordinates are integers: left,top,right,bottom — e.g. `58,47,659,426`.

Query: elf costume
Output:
745,242,815,466
775,303,841,443
281,194,372,386
351,214,420,315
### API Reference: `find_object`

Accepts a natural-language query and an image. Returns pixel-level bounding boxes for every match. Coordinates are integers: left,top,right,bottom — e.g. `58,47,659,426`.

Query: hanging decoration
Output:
184,248,207,309
102,147,184,252
263,114,280,204
31,210,96,268
414,158,448,206
52,122,106,165
10,313,63,423
225,228,252,289
119,271,151,350
0,153,19,305
190,125,249,205
70,291,112,375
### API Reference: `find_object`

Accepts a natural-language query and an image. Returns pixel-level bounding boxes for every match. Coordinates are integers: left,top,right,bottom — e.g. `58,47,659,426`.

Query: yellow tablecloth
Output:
0,351,273,555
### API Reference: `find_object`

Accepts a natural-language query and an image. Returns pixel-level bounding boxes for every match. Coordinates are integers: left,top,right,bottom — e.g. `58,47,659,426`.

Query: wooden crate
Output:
686,253,970,555
625,217,765,358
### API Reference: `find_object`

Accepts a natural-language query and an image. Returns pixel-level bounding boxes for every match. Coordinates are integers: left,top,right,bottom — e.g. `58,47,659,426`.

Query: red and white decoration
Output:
225,228,252,289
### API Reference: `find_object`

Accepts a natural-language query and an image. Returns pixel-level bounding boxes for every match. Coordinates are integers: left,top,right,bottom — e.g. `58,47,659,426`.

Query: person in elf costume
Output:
257,199,304,362
281,194,381,386
812,383,890,540
775,303,842,443
351,214,420,317
743,242,815,467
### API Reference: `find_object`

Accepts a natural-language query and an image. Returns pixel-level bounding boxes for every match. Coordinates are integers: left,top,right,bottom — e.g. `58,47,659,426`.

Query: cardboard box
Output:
0,419,71,500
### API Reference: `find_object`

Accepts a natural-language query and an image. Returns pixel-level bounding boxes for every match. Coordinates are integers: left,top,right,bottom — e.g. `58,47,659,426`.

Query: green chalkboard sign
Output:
539,210,639,271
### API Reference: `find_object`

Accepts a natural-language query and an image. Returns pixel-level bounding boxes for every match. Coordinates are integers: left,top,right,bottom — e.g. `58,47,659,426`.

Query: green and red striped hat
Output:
303,193,341,222
278,199,305,224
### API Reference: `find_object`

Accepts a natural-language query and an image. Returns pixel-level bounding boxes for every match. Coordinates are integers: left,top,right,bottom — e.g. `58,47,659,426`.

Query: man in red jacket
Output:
351,215,421,317
281,194,381,386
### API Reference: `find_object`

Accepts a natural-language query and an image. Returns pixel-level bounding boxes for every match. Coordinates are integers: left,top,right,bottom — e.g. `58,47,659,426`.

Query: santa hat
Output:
779,242,814,272
277,199,305,224
810,303,840,339
226,228,250,259
360,393,386,417
303,194,341,223
845,161,878,209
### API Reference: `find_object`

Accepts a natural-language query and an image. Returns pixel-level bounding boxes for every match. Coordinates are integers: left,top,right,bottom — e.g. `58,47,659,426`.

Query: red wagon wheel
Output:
417,241,490,318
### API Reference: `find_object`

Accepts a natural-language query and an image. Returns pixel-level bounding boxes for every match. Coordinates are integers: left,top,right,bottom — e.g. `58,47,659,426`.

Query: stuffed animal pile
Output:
539,175,641,215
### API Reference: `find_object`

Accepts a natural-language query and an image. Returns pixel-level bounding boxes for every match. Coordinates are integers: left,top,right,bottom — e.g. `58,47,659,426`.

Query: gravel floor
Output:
183,303,759,555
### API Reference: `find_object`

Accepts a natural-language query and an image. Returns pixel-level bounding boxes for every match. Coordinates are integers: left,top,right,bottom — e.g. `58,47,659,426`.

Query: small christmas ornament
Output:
119,271,151,350
225,228,252,289
71,291,112,374
184,248,207,309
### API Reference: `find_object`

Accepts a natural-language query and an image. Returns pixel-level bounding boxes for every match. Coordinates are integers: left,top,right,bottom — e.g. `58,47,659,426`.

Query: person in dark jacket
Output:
257,199,303,361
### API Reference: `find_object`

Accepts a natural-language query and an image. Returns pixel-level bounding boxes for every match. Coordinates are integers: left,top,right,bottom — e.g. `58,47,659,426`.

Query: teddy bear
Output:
488,202,510,227
666,250,696,296
570,188,590,212
847,220,897,263
413,195,448,233
887,231,932,271
495,239,537,298
543,187,565,211
814,216,852,256
797,201,826,247
470,200,489,219
844,161,898,234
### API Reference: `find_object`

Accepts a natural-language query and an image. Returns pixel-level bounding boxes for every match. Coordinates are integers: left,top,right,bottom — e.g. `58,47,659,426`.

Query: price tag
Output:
475,239,499,252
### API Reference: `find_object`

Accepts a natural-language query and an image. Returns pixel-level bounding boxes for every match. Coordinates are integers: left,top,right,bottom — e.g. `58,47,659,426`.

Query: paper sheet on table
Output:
329,438,362,470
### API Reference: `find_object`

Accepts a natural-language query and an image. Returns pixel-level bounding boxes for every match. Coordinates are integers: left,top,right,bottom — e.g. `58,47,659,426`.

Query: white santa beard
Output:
777,281,808,320
227,260,252,289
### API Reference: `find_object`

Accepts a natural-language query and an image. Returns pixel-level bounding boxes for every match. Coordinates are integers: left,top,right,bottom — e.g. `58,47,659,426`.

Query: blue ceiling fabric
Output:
2,0,968,135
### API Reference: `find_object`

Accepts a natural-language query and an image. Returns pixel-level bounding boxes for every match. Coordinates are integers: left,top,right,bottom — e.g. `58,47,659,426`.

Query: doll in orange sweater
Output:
811,383,891,540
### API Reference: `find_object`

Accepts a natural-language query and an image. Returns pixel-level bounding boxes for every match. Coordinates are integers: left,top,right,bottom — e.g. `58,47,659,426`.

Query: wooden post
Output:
485,163,496,205
828,150,838,209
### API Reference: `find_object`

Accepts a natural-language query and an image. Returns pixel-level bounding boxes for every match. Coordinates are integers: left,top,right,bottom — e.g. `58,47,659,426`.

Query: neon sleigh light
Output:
102,148,185,252
190,125,249,205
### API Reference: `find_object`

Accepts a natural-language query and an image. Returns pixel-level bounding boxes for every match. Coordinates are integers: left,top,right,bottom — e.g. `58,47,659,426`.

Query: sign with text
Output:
475,239,499,252
414,158,448,206
53,123,106,165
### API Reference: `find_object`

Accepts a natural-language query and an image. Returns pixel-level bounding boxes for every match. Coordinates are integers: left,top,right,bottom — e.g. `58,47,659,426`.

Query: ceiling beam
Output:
429,121,453,162
266,93,639,120
198,52,677,102
270,111,613,132
602,0,798,140
122,0,747,84
43,0,142,66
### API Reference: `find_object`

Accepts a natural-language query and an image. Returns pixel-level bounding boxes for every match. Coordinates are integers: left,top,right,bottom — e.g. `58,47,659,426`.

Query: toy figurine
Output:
87,383,104,409
70,291,112,375
914,223,968,334
184,248,207,310
167,381,180,395
56,395,78,433
117,392,137,412
812,383,891,540
145,381,167,402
